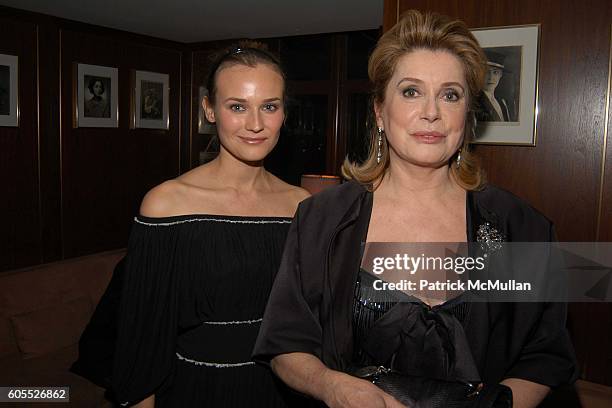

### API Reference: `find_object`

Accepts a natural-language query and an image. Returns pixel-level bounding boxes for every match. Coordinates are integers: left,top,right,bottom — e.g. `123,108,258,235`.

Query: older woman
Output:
253,10,576,408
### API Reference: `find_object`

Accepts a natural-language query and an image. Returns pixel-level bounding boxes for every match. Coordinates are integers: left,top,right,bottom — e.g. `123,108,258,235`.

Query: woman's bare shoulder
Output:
140,165,224,218
293,187,311,204
268,174,311,207
139,180,187,217
286,184,311,204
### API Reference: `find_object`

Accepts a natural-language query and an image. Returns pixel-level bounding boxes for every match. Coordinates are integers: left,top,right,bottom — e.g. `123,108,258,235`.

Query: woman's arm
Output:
501,378,549,408
111,204,180,405
271,352,407,408
132,394,154,408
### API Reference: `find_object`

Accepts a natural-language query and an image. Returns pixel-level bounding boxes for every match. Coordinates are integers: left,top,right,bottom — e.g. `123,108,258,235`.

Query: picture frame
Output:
132,70,169,130
0,53,19,127
74,63,118,128
470,24,540,145
198,86,216,134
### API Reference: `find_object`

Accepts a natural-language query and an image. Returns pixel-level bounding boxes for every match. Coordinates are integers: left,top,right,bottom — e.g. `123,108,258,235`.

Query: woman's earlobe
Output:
203,96,216,123
373,102,384,128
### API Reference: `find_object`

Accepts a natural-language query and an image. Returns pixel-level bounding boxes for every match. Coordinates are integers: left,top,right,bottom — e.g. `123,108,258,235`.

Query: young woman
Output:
110,43,309,407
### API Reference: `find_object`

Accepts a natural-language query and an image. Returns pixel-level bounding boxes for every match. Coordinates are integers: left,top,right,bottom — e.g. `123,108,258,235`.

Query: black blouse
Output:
253,181,578,390
352,268,479,383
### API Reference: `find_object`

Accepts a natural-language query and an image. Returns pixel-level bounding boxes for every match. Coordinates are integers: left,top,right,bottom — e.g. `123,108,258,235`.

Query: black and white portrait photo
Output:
140,80,163,120
75,63,118,128
132,70,169,129
0,53,18,127
83,75,111,118
477,46,521,123
0,65,10,116
471,25,539,145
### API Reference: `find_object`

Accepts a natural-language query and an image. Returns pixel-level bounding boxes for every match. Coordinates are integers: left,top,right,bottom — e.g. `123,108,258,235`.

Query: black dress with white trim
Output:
111,214,304,407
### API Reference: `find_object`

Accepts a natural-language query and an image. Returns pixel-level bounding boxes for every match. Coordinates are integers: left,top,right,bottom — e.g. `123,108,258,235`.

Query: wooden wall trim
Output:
58,28,65,260
596,25,611,241
35,24,43,259
180,50,193,174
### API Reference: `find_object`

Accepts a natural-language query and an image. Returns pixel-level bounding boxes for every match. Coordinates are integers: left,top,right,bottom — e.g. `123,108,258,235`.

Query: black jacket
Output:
253,180,577,388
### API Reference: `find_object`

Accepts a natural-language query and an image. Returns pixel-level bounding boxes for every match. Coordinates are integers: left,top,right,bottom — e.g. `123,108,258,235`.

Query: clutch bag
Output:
350,366,512,408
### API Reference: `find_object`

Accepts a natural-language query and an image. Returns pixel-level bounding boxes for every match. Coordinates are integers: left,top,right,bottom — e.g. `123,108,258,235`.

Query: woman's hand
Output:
501,378,549,408
321,370,408,408
271,352,407,408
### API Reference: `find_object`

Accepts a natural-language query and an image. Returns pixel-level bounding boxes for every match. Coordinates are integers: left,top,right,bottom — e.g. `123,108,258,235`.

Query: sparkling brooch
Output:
476,222,505,257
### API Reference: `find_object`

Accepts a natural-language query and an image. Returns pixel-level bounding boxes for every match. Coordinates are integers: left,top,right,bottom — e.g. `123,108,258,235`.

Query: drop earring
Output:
456,148,462,168
377,127,383,164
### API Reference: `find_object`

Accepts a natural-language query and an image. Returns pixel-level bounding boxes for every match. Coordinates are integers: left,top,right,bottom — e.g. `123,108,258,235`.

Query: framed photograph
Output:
132,70,169,129
471,25,540,145
198,86,216,134
0,53,18,127
74,63,118,128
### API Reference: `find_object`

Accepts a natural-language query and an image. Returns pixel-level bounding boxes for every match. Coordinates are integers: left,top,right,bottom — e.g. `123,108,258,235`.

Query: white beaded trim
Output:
135,217,291,226
203,318,263,325
176,352,256,367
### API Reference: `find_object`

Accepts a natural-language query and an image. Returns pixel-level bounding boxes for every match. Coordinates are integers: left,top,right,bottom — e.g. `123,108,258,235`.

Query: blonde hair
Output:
342,10,487,190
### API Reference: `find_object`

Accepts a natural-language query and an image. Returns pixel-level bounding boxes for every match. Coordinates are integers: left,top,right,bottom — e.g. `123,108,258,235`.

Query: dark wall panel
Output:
60,30,182,258
38,22,62,263
591,28,612,385
0,18,41,270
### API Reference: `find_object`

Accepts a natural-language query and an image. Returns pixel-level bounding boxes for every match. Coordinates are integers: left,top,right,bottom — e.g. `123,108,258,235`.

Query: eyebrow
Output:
223,97,282,103
397,77,466,92
397,77,423,86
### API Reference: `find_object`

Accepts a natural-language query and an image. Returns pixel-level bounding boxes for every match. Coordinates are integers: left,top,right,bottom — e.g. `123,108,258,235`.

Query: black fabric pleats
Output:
111,215,304,407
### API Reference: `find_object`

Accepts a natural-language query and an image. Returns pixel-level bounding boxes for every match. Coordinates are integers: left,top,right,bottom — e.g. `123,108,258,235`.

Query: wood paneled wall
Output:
59,30,182,259
386,0,612,385
0,16,40,270
0,8,185,269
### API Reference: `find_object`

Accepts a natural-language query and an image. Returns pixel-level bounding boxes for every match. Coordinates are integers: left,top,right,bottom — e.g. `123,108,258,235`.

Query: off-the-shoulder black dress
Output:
93,214,301,407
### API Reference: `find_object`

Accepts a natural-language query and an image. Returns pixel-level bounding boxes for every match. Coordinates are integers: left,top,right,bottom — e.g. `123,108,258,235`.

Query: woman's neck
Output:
208,148,270,192
380,159,458,200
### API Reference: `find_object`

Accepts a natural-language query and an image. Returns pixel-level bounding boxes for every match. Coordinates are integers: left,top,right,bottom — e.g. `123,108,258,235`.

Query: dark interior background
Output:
0,0,611,386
